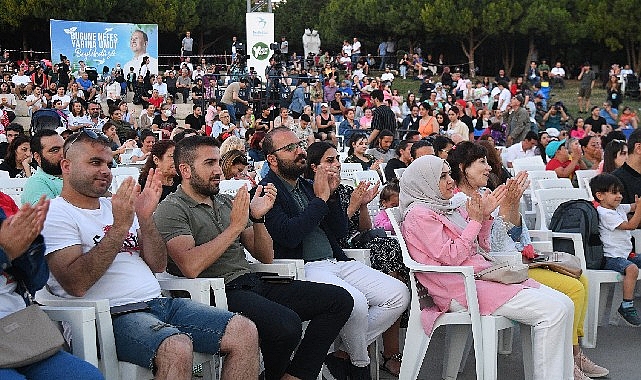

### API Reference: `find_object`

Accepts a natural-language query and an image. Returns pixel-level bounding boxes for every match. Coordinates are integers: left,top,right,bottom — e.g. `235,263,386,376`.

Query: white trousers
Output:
304,259,410,366
493,285,574,380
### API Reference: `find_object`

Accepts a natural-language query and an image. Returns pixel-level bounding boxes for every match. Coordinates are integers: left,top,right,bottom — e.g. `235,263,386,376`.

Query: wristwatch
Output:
249,214,265,223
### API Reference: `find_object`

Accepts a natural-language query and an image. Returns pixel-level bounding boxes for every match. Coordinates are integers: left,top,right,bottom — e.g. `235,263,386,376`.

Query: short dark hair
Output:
394,139,412,157
627,129,641,153
31,129,59,156
525,131,538,141
404,130,421,140
447,141,487,185
174,135,220,170
370,89,384,102
102,121,115,133
63,131,110,158
192,104,201,111
410,140,432,159
432,135,454,156
590,173,624,201
5,123,24,134
300,114,311,123
378,129,394,141
140,130,156,141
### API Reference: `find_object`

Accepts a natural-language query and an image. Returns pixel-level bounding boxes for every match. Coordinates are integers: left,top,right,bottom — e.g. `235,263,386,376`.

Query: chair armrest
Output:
631,229,641,253
249,261,299,278
344,248,371,267
544,231,587,271
41,306,98,367
156,273,228,310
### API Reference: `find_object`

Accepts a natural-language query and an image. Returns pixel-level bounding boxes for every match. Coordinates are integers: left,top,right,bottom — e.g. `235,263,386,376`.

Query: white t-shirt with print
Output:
43,197,161,307
597,204,632,259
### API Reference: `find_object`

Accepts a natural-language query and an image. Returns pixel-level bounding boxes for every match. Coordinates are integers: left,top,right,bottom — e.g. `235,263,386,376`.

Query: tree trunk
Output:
501,39,515,76
461,34,476,78
524,35,535,77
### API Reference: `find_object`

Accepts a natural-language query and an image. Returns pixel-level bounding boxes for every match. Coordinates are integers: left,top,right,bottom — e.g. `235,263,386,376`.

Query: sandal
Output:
380,352,402,377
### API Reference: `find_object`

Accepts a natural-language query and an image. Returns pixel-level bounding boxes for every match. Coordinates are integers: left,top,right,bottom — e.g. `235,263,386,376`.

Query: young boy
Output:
591,173,641,325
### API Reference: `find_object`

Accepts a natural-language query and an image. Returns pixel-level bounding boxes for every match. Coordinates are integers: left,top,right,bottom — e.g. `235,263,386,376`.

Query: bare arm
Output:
165,188,251,278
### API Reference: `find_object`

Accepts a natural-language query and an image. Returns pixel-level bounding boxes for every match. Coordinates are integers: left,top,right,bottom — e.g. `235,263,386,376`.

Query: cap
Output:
545,127,560,137
321,103,328,108
435,82,442,87
546,139,566,158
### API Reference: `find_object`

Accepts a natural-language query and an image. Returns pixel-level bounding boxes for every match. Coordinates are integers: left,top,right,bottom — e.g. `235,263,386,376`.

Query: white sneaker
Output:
574,364,593,380
575,351,609,378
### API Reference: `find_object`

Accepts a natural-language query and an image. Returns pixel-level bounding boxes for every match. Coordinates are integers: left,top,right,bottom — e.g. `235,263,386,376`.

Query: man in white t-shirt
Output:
497,81,512,111
380,67,394,84
51,85,71,110
11,67,32,99
351,37,361,64
550,61,566,89
25,86,47,115
42,132,259,378
152,74,168,97
503,131,538,167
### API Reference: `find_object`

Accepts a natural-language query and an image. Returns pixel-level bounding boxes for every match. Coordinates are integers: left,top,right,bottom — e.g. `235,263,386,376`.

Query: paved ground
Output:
374,303,641,380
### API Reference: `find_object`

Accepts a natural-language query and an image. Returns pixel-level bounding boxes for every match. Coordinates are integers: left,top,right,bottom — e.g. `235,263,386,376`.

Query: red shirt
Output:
545,158,578,177
148,96,164,109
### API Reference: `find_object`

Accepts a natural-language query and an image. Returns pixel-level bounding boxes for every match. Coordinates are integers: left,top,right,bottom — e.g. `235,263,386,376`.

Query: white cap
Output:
545,127,560,137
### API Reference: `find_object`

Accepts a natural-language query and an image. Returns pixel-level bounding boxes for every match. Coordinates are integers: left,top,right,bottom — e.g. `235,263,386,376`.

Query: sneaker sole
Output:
617,312,641,327
582,370,609,378
321,364,339,380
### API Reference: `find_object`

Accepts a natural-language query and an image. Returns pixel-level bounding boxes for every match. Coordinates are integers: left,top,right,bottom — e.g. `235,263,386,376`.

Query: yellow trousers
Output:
528,268,589,345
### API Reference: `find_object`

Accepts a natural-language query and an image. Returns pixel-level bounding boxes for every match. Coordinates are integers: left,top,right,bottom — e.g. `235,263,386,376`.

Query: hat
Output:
320,103,328,108
545,127,560,137
546,139,566,158
435,82,442,87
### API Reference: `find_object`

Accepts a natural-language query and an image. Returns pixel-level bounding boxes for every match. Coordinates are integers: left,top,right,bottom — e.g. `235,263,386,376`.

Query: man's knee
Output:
221,315,259,354
156,333,193,366
626,263,639,276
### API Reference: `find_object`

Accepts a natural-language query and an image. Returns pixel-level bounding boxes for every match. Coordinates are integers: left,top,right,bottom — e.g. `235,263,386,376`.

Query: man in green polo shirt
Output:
21,129,64,205
154,136,354,380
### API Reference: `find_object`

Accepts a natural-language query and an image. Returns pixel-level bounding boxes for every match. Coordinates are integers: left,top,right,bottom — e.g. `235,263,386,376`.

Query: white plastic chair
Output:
36,278,222,380
41,305,99,368
521,170,558,229
379,163,387,183
576,170,598,192
512,156,545,174
387,208,533,380
111,166,140,177
536,178,573,189
340,163,362,180
218,179,252,196
0,177,29,205
534,188,590,230
394,168,405,180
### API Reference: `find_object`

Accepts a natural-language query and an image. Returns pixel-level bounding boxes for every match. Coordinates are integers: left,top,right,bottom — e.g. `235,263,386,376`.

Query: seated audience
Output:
399,154,574,380
592,173,641,326
0,198,104,380
153,136,354,380
138,139,178,202
0,135,32,178
260,128,409,379
43,132,260,379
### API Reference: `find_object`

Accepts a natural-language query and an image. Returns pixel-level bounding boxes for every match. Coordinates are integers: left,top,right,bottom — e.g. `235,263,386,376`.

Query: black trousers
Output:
226,273,354,380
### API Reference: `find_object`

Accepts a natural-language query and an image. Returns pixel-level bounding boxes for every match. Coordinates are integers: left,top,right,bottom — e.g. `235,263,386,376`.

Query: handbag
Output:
474,249,529,284
0,304,65,368
474,262,529,284
527,251,583,279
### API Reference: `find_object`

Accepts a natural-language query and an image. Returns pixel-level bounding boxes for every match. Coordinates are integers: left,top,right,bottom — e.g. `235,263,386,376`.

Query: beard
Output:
276,153,306,181
40,157,62,176
189,169,221,197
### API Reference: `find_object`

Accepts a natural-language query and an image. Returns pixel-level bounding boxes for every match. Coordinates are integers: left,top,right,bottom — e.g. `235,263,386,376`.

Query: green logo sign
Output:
252,42,270,60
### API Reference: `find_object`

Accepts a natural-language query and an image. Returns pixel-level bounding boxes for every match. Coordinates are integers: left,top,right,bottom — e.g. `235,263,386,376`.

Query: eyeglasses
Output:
63,129,106,157
269,141,305,155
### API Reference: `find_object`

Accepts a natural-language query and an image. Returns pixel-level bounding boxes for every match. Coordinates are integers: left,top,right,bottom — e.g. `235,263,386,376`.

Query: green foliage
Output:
275,0,329,51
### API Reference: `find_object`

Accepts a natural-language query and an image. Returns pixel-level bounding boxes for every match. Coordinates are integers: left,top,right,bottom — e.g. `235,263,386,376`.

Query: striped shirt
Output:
371,105,397,134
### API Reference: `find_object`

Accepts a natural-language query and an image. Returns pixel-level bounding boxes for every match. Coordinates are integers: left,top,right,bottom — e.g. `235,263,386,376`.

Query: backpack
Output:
30,108,64,135
549,199,605,270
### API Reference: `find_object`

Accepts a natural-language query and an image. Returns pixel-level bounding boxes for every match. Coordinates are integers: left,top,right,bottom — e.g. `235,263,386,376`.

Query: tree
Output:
579,0,641,72
421,0,522,77
274,0,329,53
514,0,572,76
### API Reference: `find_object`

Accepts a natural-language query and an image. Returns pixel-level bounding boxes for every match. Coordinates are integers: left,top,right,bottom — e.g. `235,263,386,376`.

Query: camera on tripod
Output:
235,43,250,64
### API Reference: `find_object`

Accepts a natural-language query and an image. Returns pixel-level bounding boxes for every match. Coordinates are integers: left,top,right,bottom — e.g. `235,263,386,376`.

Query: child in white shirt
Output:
592,173,641,325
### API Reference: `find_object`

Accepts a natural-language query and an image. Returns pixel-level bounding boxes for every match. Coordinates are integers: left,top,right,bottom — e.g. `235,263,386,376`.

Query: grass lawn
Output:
380,74,641,124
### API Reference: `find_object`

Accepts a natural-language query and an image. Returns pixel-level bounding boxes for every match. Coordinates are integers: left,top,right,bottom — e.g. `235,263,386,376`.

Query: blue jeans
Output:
604,255,641,274
223,103,238,124
0,350,103,380
111,297,234,369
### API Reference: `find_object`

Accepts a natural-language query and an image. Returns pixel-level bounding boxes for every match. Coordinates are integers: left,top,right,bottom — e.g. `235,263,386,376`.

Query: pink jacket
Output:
402,204,539,334
373,209,394,233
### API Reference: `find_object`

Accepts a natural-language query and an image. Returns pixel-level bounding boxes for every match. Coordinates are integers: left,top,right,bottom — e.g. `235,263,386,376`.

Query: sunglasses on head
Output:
64,129,107,157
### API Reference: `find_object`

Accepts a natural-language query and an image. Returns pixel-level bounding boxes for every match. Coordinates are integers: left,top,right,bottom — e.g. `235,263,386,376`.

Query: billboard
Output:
50,20,159,75
246,13,274,81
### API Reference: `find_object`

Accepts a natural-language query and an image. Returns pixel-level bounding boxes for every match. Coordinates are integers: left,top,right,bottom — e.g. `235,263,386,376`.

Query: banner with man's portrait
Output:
50,20,158,74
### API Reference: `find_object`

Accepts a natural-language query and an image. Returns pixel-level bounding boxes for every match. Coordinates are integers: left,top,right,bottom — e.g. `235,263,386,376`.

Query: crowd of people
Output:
2,44,641,380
